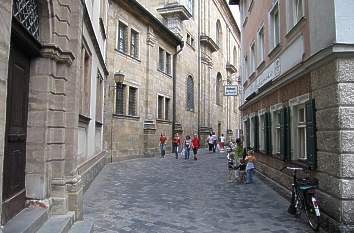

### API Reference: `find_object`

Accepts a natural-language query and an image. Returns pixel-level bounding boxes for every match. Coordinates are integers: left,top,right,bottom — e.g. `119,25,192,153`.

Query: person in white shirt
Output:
219,134,225,151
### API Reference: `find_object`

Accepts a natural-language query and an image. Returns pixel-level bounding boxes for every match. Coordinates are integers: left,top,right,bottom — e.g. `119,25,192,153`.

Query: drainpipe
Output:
197,0,201,139
172,42,184,152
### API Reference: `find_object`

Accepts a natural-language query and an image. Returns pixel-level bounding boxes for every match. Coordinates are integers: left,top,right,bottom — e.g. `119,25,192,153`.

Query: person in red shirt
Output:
191,134,200,160
173,133,181,159
159,133,167,158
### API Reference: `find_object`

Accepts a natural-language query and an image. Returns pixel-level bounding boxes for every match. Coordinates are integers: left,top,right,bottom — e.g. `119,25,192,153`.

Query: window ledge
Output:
156,119,172,124
248,71,256,80
286,17,306,40
157,69,173,78
257,60,265,71
115,49,141,63
95,121,103,128
268,43,281,59
79,114,91,124
112,114,140,121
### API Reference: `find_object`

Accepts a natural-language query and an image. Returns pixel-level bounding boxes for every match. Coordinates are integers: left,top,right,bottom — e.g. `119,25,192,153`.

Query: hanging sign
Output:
224,85,238,96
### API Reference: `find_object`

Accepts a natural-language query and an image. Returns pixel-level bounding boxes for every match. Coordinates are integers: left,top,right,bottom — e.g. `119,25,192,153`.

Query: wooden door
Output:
2,46,30,224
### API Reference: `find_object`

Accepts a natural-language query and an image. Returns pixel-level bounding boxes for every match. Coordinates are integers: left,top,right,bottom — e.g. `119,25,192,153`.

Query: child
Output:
245,150,256,184
236,159,246,184
227,153,236,182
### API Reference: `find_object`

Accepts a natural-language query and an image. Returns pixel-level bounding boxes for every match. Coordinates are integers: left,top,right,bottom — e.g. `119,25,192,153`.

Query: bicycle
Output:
282,166,321,231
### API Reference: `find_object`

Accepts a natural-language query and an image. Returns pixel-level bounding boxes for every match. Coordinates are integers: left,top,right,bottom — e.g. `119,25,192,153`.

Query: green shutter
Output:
246,118,250,148
280,108,285,160
254,115,259,152
306,99,317,169
264,114,268,153
265,112,272,155
286,106,291,160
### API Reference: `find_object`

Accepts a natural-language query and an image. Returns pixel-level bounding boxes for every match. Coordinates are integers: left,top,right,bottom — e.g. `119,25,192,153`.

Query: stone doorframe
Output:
0,0,85,224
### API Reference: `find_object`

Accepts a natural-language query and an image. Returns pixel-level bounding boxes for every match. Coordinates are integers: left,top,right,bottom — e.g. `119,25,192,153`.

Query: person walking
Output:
207,133,213,152
212,132,218,153
219,134,225,151
191,134,200,160
245,150,256,184
173,133,181,159
159,133,167,158
184,135,192,160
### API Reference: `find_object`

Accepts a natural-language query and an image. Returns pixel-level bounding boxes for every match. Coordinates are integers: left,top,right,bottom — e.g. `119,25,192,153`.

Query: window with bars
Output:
158,95,164,119
115,84,125,115
166,53,171,75
128,87,137,116
186,76,194,111
130,29,139,58
165,98,170,120
159,47,165,72
118,22,128,53
13,0,40,40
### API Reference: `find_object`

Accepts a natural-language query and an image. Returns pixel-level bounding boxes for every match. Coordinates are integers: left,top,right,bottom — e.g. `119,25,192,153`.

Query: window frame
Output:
250,40,256,75
128,86,138,116
130,29,139,59
158,47,165,72
269,2,280,50
118,21,128,53
186,76,194,111
257,26,265,66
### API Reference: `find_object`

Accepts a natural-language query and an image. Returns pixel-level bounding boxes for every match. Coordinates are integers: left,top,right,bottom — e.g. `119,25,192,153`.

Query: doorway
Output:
2,44,30,224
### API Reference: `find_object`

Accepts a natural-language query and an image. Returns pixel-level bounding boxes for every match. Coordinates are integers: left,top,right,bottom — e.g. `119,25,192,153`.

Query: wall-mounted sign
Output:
224,85,238,96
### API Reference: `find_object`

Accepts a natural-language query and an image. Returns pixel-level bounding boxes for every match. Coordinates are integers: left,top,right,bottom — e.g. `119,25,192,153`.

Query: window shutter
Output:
265,112,272,155
306,99,317,169
254,116,259,151
280,108,286,160
285,106,291,160
246,118,250,148
264,113,268,153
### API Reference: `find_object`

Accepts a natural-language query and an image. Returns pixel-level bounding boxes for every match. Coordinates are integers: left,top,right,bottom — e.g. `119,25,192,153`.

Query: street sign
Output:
224,85,238,96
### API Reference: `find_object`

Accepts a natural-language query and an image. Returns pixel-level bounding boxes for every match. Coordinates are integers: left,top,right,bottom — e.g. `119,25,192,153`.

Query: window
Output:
165,98,170,120
96,71,103,122
270,3,280,49
216,20,222,49
273,111,281,154
294,0,304,24
216,74,223,106
259,114,265,151
128,87,137,116
293,105,307,160
250,42,256,74
250,117,255,148
186,33,195,48
159,47,165,72
166,52,171,75
115,84,126,115
130,29,139,58
257,27,264,65
158,95,164,119
186,0,193,15
118,22,128,53
80,45,92,116
186,76,194,111
233,46,237,66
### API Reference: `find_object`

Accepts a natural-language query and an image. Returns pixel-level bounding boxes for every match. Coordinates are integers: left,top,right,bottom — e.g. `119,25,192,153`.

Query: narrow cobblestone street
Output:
84,151,312,233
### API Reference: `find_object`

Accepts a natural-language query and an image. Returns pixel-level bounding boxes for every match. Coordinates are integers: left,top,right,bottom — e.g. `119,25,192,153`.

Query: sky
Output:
228,3,241,27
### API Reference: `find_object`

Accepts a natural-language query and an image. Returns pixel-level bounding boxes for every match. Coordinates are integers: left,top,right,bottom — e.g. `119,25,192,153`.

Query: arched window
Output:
233,46,237,66
186,76,194,111
216,73,223,106
216,20,222,49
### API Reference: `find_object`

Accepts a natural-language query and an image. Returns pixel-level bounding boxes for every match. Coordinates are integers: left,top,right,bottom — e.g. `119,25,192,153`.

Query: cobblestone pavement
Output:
84,151,312,233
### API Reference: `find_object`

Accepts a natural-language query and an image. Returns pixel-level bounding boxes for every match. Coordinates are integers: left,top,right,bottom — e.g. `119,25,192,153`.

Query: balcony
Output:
200,35,219,52
226,63,237,74
157,2,192,21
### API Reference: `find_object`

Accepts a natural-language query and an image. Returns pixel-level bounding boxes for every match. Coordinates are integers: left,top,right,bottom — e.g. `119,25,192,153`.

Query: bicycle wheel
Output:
304,194,320,231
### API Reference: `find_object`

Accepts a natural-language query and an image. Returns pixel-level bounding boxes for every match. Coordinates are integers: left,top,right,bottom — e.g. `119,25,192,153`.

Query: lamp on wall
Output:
114,71,125,87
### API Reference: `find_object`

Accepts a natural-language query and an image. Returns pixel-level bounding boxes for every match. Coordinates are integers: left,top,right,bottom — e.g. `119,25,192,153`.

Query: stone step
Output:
36,212,75,233
4,207,48,233
68,220,94,233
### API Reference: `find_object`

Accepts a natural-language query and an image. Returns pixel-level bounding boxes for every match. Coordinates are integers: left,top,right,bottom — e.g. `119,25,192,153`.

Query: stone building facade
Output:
0,0,107,230
232,0,354,231
105,0,241,160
